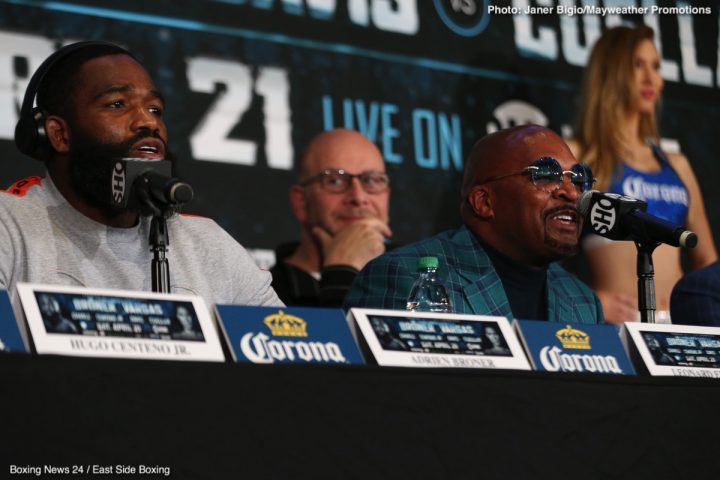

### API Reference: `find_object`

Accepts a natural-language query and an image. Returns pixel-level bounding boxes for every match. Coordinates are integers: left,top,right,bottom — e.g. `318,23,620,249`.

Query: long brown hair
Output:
575,25,660,191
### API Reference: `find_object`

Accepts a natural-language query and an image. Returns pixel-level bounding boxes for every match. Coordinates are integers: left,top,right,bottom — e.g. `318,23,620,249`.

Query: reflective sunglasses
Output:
299,169,390,194
482,157,596,193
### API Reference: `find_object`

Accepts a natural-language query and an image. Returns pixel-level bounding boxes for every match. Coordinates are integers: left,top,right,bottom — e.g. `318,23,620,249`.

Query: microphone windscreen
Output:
680,231,698,249
576,189,597,217
171,183,194,204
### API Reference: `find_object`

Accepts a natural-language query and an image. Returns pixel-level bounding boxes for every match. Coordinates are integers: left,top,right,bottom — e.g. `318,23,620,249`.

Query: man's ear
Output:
45,115,70,155
289,185,308,223
467,185,494,220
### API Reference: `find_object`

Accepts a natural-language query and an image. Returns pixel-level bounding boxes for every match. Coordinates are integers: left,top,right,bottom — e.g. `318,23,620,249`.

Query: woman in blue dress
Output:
568,25,717,324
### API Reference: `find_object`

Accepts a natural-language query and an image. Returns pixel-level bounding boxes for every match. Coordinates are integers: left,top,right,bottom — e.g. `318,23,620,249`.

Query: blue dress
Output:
607,144,689,226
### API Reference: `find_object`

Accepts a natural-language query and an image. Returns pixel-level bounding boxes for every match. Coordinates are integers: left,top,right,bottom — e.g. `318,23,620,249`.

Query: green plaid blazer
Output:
344,225,604,324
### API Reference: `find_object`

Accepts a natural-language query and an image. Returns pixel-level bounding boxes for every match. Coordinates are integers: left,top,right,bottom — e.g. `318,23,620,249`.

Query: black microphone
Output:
110,158,193,213
134,171,194,206
577,190,697,248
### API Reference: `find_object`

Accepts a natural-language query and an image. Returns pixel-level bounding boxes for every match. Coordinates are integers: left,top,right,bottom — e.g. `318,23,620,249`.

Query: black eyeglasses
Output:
299,169,390,194
482,157,596,193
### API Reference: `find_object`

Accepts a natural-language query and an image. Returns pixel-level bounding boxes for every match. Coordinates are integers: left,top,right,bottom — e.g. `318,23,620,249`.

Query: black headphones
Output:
14,40,132,161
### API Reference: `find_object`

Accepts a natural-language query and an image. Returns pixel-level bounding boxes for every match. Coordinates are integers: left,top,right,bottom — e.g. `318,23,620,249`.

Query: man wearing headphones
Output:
3,41,282,307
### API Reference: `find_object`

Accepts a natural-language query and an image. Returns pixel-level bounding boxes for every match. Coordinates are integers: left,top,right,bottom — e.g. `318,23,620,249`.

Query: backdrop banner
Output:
1,1,718,268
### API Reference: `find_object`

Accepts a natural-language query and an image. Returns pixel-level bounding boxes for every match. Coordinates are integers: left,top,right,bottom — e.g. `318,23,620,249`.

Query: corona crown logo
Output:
263,310,308,337
555,325,591,350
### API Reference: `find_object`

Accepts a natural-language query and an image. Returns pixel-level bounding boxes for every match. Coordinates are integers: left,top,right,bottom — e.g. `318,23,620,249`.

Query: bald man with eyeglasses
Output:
270,129,393,307
345,125,604,324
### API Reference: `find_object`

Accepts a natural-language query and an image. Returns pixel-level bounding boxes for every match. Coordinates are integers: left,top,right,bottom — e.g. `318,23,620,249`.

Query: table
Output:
2,353,718,479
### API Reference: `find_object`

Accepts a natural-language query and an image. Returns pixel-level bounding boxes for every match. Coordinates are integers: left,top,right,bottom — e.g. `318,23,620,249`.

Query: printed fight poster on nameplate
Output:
0,289,26,353
625,323,720,378
347,308,530,370
16,283,224,361
215,305,364,365
514,320,634,375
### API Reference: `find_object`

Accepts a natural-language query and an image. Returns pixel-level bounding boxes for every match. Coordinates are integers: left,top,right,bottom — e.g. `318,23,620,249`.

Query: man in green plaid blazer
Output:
345,125,604,324
344,224,603,323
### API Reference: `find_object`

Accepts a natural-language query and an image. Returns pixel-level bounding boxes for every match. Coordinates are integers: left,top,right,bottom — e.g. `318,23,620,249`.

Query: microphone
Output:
577,190,697,248
110,158,194,214
134,171,194,206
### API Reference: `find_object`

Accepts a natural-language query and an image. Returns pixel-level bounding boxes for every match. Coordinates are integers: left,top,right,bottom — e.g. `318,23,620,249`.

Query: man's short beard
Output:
67,128,170,218
542,207,581,259
543,229,580,258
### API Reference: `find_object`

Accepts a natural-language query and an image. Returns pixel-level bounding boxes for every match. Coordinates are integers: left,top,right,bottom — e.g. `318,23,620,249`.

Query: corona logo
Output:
539,346,622,374
555,325,591,350
263,310,307,337
239,332,347,364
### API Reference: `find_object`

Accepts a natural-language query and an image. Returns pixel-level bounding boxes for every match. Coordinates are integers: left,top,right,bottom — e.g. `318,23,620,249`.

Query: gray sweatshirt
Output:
0,175,282,308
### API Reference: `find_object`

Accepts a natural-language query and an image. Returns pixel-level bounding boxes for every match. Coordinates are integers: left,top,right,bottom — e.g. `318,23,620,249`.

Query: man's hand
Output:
313,218,392,271
597,289,638,324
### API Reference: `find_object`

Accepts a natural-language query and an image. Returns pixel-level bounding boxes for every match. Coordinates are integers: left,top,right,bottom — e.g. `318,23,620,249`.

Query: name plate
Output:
624,322,720,378
16,283,224,361
347,308,531,370
215,305,364,365
514,320,635,375
0,289,26,352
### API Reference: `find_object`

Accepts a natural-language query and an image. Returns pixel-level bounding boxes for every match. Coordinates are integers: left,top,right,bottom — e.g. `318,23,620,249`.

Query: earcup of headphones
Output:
14,107,40,159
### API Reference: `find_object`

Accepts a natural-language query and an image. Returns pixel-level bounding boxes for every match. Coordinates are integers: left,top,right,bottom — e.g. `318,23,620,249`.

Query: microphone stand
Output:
635,240,659,323
149,213,171,293
137,184,173,294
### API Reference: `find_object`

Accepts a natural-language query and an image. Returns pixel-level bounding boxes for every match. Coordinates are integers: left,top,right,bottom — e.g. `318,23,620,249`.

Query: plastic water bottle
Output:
406,256,453,313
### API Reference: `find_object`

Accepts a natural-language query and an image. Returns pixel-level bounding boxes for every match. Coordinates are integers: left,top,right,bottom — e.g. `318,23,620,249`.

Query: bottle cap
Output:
417,256,439,269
